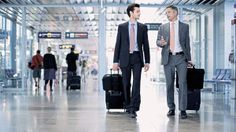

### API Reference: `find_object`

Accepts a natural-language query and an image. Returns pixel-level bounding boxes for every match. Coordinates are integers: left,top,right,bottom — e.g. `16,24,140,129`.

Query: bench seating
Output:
204,69,231,93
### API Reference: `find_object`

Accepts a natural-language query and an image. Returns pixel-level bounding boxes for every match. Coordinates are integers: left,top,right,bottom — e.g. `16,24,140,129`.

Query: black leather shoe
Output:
129,111,137,118
126,109,131,114
180,111,187,119
167,110,175,116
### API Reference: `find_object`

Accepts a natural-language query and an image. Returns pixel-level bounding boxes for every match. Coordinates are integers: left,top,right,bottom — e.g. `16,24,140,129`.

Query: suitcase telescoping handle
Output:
110,68,120,74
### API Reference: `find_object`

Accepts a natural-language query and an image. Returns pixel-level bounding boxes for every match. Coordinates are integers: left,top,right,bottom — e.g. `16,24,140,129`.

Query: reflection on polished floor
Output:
0,77,236,132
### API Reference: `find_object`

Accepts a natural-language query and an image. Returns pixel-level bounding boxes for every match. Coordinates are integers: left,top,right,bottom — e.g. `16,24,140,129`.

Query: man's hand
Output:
144,64,149,72
160,36,167,46
187,61,194,67
112,63,120,71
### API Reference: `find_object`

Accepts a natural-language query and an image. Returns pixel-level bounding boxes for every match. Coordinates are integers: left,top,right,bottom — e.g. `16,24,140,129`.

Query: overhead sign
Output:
59,44,75,49
65,32,88,39
83,50,97,55
38,32,61,39
145,23,162,31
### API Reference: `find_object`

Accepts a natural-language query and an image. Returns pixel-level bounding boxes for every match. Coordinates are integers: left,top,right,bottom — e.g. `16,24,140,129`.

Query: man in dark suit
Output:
156,5,193,119
112,3,150,118
66,47,78,90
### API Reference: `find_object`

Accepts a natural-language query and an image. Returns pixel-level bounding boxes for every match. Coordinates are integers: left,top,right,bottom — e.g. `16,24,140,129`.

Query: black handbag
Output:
28,62,34,70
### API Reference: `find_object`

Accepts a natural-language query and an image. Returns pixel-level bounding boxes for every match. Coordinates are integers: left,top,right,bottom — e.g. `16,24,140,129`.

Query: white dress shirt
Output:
170,20,183,53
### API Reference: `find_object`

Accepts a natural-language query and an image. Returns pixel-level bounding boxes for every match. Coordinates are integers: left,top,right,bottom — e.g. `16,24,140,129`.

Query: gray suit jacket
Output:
156,21,191,65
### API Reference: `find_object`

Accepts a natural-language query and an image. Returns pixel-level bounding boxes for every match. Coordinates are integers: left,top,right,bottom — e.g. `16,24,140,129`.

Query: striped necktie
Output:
130,23,135,53
170,22,175,52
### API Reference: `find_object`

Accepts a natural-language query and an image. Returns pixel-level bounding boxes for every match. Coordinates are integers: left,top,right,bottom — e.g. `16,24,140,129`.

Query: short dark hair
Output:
36,50,40,54
166,5,178,14
126,3,140,17
71,47,74,51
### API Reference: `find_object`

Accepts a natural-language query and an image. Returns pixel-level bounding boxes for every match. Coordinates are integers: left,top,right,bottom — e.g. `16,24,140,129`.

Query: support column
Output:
2,16,7,89
231,4,236,99
197,16,201,67
224,1,235,68
2,17,6,70
21,7,27,90
200,14,206,70
98,0,107,92
178,7,183,21
10,17,17,71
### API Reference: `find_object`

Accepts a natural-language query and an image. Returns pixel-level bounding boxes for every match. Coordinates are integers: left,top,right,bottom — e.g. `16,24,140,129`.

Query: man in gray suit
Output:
156,5,192,119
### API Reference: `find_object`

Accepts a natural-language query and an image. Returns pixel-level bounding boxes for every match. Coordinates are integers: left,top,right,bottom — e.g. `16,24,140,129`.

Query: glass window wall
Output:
0,13,34,89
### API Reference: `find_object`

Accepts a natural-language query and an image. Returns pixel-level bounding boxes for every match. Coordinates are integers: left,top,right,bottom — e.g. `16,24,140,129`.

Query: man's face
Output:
166,8,177,21
47,47,51,52
130,7,141,19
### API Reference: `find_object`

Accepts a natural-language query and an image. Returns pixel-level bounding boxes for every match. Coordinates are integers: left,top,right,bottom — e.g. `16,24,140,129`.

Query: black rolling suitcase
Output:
187,89,201,111
102,69,123,91
69,75,81,90
176,65,205,111
176,66,205,90
105,91,124,110
102,69,124,110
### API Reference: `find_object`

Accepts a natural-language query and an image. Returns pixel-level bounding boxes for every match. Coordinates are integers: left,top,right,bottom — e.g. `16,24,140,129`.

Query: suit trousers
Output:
121,52,142,112
164,54,188,111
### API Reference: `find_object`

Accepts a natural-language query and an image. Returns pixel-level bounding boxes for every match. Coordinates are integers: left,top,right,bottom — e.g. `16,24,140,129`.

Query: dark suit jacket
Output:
113,22,150,67
66,52,78,71
156,21,191,65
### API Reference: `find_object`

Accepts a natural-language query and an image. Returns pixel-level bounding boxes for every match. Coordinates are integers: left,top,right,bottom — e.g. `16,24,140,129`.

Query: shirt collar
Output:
129,21,137,26
170,20,179,25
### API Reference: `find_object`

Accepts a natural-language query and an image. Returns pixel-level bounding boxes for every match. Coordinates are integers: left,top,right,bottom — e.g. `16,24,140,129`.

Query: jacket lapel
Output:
179,21,186,49
124,22,129,43
137,22,141,49
166,23,170,43
179,21,183,43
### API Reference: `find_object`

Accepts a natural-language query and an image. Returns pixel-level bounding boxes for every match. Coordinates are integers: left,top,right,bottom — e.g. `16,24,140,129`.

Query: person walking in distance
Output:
112,3,150,118
31,50,43,91
43,47,57,92
66,47,78,90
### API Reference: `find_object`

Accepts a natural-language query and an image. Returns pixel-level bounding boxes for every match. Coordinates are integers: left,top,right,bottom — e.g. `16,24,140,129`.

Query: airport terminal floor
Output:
1,0,236,132
0,76,235,132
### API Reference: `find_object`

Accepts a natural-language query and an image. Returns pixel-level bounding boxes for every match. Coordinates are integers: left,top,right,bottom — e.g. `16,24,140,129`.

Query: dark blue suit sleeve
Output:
143,25,150,64
113,25,121,63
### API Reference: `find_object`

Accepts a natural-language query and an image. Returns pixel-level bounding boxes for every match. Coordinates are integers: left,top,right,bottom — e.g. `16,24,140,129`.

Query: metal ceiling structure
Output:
0,0,226,37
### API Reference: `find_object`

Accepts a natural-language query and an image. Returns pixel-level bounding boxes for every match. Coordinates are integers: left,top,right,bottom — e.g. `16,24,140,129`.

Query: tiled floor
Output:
0,77,235,132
